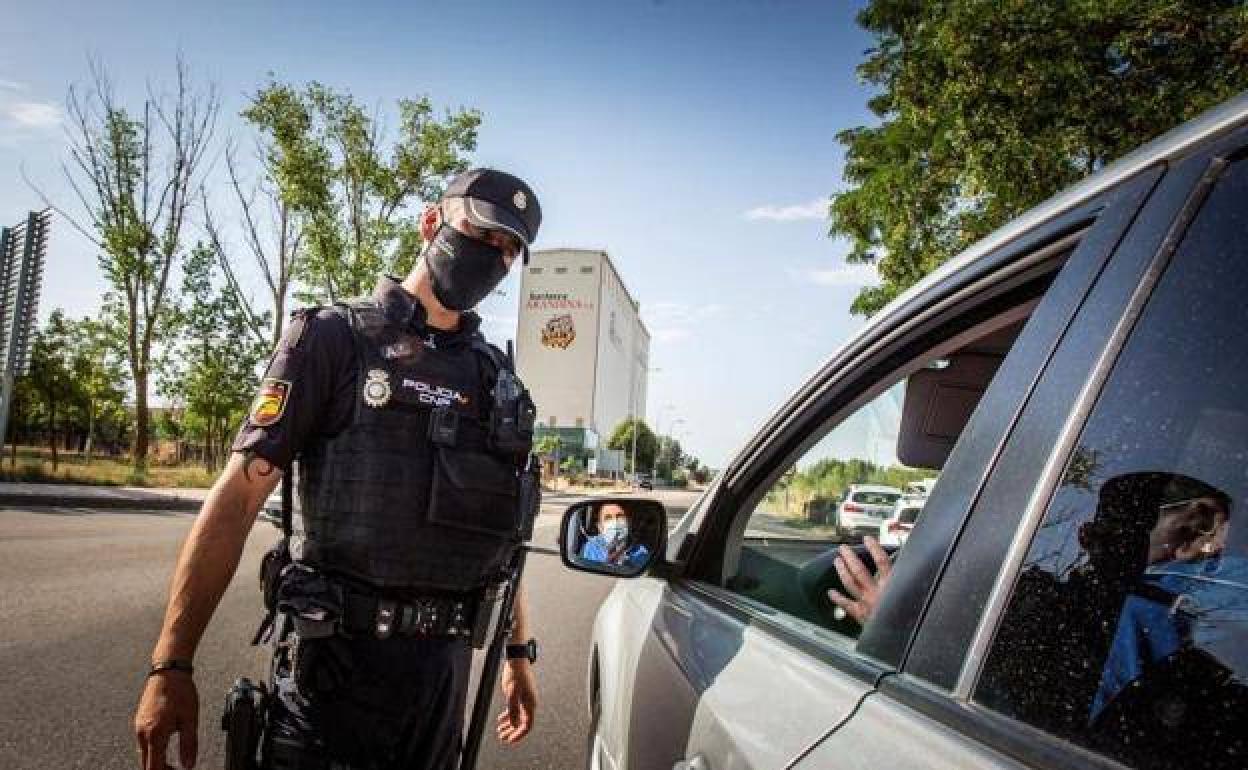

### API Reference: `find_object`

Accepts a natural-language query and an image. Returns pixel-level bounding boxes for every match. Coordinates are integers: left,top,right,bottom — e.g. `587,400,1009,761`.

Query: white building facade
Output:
515,249,649,471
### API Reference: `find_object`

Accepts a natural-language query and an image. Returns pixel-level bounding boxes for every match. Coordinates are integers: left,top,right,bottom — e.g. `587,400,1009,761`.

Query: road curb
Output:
0,493,204,511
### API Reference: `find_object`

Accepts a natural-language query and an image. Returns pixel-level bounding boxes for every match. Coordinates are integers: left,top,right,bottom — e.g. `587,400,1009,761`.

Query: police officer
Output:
134,169,543,770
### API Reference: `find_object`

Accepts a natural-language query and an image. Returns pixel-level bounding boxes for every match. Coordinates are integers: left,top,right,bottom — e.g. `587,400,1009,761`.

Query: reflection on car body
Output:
563,94,1248,770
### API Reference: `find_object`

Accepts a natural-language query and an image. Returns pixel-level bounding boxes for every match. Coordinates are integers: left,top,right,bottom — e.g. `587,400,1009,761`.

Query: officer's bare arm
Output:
509,579,531,645
149,451,282,663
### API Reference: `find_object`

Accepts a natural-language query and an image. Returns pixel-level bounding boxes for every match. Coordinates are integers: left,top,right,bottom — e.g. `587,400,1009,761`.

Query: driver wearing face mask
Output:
580,503,651,568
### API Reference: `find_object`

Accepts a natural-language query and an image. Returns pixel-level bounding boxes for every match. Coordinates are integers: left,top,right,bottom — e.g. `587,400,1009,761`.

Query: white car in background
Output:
902,478,937,499
879,477,937,546
834,483,902,537
879,496,925,547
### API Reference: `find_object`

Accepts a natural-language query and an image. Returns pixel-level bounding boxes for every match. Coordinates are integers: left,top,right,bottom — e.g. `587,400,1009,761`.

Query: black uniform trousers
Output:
263,633,472,770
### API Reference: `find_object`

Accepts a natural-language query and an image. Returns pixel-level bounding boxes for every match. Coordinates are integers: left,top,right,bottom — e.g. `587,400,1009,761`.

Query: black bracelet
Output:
147,659,194,677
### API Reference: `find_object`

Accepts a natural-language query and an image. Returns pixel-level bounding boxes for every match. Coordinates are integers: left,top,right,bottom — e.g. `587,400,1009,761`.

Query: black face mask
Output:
425,224,510,312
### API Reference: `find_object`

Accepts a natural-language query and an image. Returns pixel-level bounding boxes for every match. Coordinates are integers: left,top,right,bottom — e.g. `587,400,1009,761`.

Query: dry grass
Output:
0,447,219,488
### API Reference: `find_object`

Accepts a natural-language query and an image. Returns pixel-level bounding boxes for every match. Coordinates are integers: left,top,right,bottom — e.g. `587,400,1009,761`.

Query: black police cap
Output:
444,168,542,260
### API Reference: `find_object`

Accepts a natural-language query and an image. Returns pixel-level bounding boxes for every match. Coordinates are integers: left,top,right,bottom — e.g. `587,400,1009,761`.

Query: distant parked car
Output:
878,497,924,547
802,495,839,525
880,478,937,545
834,484,902,537
634,473,654,490
902,478,938,499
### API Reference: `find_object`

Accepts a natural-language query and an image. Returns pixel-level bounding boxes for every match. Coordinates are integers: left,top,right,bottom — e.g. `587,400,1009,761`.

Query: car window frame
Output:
877,125,1248,770
672,194,1152,682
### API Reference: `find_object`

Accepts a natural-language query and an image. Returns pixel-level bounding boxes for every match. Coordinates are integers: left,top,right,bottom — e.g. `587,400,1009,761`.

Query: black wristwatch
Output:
147,659,194,678
505,639,538,664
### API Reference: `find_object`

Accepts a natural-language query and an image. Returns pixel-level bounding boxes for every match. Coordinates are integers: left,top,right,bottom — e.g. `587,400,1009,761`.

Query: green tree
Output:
654,436,685,481
533,434,563,458
240,79,481,305
832,1,1248,316
160,244,273,470
65,315,129,464
44,59,219,468
6,375,37,467
607,418,659,474
26,311,84,470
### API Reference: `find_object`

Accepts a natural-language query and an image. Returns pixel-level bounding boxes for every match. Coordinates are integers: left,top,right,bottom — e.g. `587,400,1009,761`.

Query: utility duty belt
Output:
268,564,498,648
340,591,478,640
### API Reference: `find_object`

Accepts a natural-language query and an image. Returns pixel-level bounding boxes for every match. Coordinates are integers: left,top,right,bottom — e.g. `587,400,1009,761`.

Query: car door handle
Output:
674,754,709,770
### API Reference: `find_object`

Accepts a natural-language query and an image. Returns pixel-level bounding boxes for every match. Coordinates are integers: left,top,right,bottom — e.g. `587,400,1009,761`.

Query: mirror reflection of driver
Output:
580,503,650,568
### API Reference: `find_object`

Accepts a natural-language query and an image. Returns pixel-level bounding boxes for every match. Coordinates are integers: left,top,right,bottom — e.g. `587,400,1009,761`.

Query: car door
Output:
803,114,1248,769
615,158,1166,770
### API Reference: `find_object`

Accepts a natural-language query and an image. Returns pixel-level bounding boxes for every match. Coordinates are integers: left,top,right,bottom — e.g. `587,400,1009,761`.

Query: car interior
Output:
725,303,1040,639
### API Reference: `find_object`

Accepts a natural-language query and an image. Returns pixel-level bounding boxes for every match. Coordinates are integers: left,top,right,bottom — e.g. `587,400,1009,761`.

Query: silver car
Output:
561,93,1248,770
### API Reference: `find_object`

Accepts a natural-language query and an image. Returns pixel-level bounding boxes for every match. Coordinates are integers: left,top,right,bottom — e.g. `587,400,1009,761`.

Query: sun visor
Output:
898,353,1005,470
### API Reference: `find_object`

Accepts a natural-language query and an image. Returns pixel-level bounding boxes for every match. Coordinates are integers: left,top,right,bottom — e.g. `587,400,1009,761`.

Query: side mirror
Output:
559,497,667,578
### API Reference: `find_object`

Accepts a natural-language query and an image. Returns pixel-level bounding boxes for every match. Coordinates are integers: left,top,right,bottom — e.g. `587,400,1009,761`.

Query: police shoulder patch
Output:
250,378,292,427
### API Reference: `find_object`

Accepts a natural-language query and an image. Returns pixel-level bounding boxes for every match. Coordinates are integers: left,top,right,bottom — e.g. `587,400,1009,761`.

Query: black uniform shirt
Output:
231,276,483,469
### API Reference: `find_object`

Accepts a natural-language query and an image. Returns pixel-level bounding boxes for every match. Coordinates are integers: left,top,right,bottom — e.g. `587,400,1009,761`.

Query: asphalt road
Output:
0,489,699,770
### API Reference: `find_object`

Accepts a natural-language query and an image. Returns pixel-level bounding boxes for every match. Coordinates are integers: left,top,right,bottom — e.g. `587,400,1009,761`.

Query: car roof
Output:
721,91,1248,492
850,484,903,494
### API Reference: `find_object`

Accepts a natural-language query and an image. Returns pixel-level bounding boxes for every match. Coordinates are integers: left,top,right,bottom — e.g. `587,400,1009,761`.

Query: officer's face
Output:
439,199,524,267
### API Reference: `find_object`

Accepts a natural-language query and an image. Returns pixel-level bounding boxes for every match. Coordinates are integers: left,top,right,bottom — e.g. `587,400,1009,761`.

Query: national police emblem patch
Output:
250,378,291,427
363,368,392,408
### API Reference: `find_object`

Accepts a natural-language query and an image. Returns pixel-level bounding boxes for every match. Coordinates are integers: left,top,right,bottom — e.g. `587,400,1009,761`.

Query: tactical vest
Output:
292,299,532,594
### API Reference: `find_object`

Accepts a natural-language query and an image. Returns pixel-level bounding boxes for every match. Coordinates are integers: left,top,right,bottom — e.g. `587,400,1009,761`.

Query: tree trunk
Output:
133,371,150,471
49,401,58,471
84,400,95,465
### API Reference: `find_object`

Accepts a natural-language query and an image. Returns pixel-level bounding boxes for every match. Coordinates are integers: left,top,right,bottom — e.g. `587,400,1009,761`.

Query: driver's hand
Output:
135,671,199,770
827,535,893,625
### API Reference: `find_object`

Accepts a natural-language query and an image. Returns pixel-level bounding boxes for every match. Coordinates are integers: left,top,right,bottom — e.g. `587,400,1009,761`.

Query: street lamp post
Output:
629,367,660,486
654,412,683,483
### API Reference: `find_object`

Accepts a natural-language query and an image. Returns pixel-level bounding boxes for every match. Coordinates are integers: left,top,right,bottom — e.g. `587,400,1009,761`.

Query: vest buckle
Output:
374,599,398,640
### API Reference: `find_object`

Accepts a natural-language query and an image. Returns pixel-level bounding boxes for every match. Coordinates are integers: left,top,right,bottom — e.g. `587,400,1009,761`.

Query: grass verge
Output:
0,448,218,488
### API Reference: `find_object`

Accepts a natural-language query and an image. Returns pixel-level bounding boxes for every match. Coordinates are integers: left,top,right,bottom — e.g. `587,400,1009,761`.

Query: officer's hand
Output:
496,659,537,744
135,671,199,770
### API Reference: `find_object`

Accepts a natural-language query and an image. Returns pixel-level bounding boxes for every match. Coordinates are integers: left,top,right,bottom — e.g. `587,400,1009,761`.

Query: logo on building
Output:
541,314,576,350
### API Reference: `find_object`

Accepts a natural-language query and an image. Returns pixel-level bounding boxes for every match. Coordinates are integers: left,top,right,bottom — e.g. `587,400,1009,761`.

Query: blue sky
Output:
0,0,880,468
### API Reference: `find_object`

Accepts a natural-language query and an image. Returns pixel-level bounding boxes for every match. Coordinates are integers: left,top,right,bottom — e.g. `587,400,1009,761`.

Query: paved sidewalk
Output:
0,482,210,511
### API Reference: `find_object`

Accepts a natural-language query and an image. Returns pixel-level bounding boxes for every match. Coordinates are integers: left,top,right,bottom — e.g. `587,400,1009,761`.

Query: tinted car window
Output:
898,507,921,524
975,158,1248,769
853,492,900,506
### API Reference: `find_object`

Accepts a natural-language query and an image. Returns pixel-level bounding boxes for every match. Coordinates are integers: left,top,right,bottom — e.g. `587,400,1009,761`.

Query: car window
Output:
974,157,1248,769
852,491,900,506
725,378,942,640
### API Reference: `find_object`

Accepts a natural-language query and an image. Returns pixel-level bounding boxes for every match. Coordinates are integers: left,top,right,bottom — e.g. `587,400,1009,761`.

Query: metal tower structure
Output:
0,209,50,448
